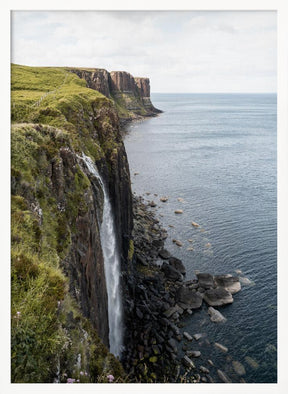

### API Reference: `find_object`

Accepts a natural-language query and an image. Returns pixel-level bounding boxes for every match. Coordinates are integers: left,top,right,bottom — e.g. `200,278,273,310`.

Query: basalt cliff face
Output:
11,64,138,382
68,68,161,123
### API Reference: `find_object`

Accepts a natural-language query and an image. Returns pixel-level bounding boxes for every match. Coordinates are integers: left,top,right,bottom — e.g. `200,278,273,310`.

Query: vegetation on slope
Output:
11,64,127,382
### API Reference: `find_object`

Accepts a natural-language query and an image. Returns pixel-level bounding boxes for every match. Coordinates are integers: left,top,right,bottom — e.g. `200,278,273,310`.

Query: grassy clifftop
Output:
11,64,121,158
11,64,128,382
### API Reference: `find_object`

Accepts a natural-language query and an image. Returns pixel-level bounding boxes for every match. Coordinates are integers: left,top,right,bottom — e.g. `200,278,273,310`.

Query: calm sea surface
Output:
124,93,277,383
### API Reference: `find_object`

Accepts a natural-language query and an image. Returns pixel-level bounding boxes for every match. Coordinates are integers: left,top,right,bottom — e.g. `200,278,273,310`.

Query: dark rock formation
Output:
176,287,203,309
196,272,215,289
203,287,233,306
59,148,109,344
169,257,186,275
162,263,183,281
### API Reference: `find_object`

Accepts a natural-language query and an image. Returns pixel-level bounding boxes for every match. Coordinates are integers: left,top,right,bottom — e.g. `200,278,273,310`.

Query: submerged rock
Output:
217,369,231,383
160,197,168,202
183,331,193,341
214,342,228,353
186,350,201,358
200,366,210,374
193,333,205,341
182,355,196,369
244,356,259,370
175,209,183,214
208,306,227,323
203,287,233,306
232,360,246,376
239,276,253,286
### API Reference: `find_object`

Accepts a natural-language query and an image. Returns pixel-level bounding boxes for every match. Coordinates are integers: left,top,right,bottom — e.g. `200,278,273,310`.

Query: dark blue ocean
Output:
124,93,277,383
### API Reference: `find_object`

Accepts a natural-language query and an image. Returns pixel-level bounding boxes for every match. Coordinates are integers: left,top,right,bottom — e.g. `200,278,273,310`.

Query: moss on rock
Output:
11,65,128,382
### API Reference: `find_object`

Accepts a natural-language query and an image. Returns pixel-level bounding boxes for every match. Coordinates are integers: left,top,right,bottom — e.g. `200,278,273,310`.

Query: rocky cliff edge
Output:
68,68,162,123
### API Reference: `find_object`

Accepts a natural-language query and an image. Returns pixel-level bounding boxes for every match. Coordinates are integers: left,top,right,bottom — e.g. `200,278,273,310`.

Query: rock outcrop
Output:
68,68,111,97
11,64,135,382
68,68,161,122
110,71,138,93
203,287,234,306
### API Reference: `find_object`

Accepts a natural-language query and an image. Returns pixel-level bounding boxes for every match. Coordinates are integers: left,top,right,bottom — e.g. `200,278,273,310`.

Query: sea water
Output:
124,93,277,383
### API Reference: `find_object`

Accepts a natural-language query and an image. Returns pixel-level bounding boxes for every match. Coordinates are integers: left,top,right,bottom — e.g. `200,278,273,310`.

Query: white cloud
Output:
11,11,276,93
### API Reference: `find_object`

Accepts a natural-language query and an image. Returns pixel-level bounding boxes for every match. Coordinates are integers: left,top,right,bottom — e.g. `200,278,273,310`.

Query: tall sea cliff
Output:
11,64,160,382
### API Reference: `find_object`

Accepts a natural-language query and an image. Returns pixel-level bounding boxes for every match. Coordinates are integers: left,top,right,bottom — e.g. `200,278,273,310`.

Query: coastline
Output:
122,193,244,383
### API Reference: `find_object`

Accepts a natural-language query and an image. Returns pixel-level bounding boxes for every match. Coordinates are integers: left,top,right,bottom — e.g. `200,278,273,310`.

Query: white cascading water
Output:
80,154,123,357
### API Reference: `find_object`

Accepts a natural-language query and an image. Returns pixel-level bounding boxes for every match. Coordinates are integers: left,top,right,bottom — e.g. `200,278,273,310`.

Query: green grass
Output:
11,65,127,382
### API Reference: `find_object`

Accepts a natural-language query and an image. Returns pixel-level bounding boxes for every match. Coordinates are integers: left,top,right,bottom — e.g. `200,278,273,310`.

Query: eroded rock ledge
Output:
68,68,162,122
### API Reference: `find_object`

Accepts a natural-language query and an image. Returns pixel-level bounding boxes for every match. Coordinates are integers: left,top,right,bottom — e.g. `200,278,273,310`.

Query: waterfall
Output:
80,154,123,357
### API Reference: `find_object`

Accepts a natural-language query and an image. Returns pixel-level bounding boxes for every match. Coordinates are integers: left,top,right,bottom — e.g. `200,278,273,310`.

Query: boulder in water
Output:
186,350,201,358
160,196,168,202
191,221,200,227
183,331,193,341
214,342,228,353
208,306,227,323
203,287,233,306
182,355,196,369
214,274,241,294
232,360,246,376
176,286,203,309
175,209,183,214
196,272,215,289
217,369,231,383
193,333,205,341
244,356,259,370
149,200,157,207
200,366,210,374
239,276,253,286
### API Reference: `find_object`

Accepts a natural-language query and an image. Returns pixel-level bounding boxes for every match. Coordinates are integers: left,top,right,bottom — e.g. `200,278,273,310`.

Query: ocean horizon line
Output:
152,91,277,95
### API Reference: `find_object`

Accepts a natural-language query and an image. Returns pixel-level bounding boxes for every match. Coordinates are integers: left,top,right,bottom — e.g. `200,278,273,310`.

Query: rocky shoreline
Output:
121,195,247,383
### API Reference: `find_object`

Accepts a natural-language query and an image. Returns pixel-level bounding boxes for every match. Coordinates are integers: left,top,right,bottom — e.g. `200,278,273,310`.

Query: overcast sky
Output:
11,11,276,93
